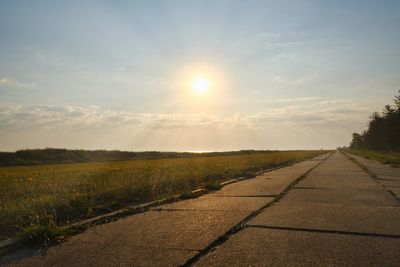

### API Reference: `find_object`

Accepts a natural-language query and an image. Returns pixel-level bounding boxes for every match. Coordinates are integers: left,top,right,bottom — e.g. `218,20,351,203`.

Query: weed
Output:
205,182,222,191
180,191,197,199
17,213,64,247
243,171,257,178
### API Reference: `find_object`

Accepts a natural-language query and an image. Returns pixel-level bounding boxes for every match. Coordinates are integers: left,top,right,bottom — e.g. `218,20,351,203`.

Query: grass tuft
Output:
205,182,222,191
17,213,65,247
242,171,257,178
180,191,197,199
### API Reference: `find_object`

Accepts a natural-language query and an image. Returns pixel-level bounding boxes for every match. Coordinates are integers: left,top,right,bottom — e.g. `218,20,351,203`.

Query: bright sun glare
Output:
192,76,210,94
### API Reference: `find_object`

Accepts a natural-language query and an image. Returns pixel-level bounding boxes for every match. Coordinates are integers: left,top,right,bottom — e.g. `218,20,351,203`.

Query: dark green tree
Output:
350,90,400,152
349,133,364,149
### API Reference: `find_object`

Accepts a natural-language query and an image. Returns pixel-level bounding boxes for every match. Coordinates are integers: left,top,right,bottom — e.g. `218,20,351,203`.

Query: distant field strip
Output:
0,150,326,240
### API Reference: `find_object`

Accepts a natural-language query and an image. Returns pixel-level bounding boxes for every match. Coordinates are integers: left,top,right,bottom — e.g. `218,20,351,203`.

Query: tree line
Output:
350,91,400,151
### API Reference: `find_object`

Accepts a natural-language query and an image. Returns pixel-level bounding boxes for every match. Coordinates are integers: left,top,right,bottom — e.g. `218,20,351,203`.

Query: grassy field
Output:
0,150,326,242
346,149,400,167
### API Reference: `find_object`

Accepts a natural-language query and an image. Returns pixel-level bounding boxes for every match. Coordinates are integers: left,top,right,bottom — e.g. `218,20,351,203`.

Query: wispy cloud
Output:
274,96,321,103
255,31,306,50
0,77,36,89
0,100,375,132
0,105,247,131
0,78,11,85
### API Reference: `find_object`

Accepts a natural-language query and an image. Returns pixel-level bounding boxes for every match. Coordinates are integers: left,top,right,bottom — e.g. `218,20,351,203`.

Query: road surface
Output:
2,151,400,266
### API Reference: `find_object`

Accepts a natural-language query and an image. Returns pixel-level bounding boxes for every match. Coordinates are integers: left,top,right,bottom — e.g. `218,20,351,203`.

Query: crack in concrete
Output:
101,244,200,252
246,225,400,239
151,208,260,212
387,190,400,203
204,195,278,198
292,186,327,190
373,174,400,178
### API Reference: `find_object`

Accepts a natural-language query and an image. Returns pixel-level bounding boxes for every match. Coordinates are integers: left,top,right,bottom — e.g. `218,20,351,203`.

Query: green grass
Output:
0,150,327,243
17,213,65,247
205,182,222,191
346,149,400,167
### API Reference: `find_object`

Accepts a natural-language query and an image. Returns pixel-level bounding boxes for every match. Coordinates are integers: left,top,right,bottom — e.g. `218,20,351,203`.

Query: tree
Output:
394,90,400,109
350,133,364,149
350,91,400,151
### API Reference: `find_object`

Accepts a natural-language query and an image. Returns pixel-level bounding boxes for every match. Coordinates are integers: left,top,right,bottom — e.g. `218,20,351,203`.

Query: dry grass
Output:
0,150,326,241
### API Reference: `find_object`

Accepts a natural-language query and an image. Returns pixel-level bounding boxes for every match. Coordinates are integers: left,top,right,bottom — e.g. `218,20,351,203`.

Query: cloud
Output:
0,105,248,132
318,99,350,105
0,101,379,150
256,31,305,49
0,77,36,89
0,78,11,85
274,96,320,103
0,100,375,133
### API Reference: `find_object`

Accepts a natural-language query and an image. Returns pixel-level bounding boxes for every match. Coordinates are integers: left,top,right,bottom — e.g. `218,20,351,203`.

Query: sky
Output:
0,0,399,151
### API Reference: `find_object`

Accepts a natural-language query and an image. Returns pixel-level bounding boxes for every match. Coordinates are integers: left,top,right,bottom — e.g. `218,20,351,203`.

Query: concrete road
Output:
195,152,400,266
3,151,400,266
348,153,400,200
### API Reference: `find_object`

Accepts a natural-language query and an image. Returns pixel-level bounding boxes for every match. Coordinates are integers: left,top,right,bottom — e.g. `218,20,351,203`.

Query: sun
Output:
191,76,210,94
